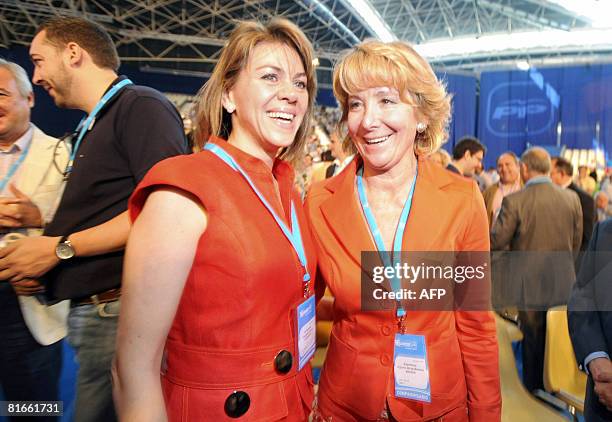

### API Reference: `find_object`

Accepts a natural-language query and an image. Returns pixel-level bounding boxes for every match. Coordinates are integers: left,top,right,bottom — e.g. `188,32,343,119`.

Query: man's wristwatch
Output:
55,235,76,260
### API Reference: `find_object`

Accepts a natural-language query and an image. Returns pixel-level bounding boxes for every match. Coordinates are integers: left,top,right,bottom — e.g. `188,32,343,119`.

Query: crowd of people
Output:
0,13,611,422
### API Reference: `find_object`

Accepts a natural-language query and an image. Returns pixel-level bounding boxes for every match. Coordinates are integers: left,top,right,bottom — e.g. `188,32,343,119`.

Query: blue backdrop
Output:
478,64,612,168
438,72,478,154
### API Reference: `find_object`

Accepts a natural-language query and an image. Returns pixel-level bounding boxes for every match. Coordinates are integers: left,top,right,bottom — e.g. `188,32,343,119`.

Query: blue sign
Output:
485,80,556,138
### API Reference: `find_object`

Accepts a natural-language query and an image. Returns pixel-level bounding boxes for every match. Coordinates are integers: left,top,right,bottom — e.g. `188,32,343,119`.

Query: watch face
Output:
56,242,75,260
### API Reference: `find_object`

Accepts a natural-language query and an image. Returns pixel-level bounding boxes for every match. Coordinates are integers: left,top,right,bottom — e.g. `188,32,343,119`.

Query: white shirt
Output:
0,124,34,196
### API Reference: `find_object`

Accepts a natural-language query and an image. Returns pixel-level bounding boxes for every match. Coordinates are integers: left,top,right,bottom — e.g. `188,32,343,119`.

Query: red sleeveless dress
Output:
129,137,317,421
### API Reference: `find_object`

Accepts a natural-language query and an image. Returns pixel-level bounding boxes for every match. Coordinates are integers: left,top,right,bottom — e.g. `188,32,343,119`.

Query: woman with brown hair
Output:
114,18,318,421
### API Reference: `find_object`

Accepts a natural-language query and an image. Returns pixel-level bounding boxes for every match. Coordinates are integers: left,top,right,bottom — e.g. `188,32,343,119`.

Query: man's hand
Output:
590,358,612,381
10,279,45,296
0,236,60,281
590,358,612,411
0,184,43,228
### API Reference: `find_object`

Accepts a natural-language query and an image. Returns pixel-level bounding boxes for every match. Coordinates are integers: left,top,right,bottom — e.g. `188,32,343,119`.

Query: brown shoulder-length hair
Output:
333,40,451,156
193,18,317,160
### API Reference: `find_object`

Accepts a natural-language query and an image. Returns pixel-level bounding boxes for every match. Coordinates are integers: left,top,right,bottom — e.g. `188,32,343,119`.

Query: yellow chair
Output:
312,320,331,369
544,305,587,418
312,289,334,369
496,315,566,421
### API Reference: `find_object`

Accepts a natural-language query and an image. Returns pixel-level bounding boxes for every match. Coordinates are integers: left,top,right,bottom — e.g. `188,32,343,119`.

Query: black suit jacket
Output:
569,182,597,251
568,219,612,421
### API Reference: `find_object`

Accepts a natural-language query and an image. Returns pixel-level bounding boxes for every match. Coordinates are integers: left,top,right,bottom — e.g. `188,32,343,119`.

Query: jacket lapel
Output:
319,159,376,267
17,127,57,196
403,157,454,252
319,156,457,266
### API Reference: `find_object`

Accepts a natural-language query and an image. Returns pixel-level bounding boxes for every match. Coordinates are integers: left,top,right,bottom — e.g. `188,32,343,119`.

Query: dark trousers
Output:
585,376,612,422
519,310,546,392
0,283,62,422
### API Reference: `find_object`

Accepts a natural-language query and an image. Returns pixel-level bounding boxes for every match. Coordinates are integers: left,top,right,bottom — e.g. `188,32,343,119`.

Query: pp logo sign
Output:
486,81,555,137
492,99,549,120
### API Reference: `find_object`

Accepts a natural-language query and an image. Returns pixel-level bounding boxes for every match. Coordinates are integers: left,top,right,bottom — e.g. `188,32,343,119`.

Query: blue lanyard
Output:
65,79,133,175
203,143,311,287
0,136,32,192
357,163,418,317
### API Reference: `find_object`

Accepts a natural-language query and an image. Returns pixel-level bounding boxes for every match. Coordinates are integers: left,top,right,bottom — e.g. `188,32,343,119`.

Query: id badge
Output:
393,333,431,402
296,295,316,370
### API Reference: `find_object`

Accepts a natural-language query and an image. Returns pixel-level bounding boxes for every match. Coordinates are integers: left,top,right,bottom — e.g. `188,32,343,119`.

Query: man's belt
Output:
73,288,121,306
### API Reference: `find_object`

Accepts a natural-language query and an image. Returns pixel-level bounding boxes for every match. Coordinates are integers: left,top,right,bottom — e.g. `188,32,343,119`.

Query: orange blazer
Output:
305,156,501,421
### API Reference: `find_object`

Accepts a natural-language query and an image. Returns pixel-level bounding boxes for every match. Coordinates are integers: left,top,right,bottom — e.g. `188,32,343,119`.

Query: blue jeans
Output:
67,300,120,422
0,283,62,422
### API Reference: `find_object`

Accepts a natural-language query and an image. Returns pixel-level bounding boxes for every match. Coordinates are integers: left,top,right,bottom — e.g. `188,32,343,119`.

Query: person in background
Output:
0,16,187,421
447,136,486,177
428,148,451,168
0,59,69,422
325,131,353,178
551,156,596,251
589,166,599,184
114,18,318,420
482,152,522,228
474,162,495,191
568,219,612,422
595,191,612,222
472,162,487,191
485,166,500,186
601,167,612,211
577,165,597,196
491,147,582,392
306,39,500,421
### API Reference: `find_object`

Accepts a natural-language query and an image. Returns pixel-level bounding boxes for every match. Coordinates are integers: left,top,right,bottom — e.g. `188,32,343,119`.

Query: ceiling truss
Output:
0,0,610,82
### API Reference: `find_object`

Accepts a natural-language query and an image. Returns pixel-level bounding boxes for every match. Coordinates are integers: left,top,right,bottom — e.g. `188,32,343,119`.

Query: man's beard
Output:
51,65,73,109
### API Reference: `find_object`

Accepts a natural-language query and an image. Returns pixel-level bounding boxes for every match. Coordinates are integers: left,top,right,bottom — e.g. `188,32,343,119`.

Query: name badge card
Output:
393,333,431,402
296,295,316,370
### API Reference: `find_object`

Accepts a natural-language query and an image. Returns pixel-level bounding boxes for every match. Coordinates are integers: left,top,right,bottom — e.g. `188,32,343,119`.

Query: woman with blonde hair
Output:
306,40,501,421
114,18,318,421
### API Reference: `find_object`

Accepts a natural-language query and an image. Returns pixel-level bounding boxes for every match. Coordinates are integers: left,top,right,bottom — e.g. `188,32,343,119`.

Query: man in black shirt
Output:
0,17,186,421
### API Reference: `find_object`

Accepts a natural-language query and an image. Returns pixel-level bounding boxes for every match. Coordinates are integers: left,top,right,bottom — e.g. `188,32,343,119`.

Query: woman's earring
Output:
225,104,235,114
416,122,427,133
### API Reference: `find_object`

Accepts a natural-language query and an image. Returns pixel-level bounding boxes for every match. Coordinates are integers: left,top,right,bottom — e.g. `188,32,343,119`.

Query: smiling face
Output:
346,86,420,173
497,153,519,185
223,41,308,158
29,30,74,108
462,149,484,177
0,67,33,146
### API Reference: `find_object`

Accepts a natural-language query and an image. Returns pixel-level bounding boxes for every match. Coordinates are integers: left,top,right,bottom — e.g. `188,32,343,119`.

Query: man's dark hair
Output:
552,156,574,176
452,136,486,160
37,16,120,71
320,150,334,162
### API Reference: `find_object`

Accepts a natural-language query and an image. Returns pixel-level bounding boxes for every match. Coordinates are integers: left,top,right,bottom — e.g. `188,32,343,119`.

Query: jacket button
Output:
274,350,293,374
224,390,250,418
381,325,392,336
380,354,391,366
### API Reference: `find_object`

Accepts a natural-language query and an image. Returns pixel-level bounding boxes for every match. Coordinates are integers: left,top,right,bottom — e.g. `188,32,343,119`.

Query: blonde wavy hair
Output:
193,18,317,160
333,40,451,155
